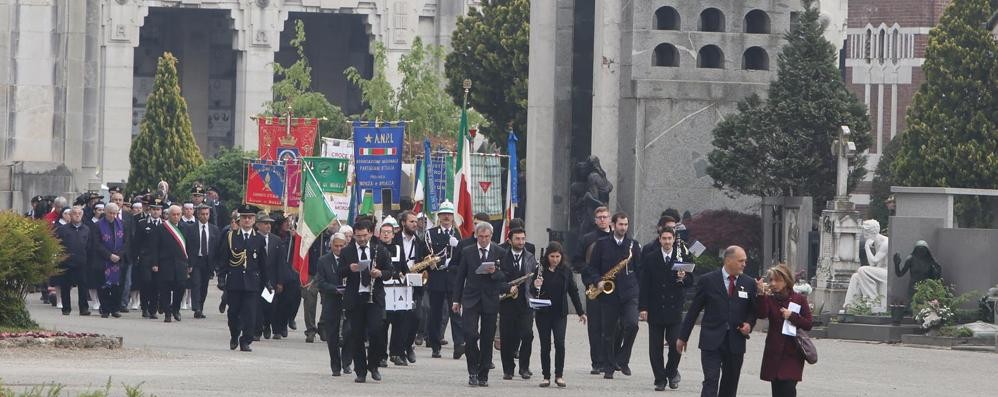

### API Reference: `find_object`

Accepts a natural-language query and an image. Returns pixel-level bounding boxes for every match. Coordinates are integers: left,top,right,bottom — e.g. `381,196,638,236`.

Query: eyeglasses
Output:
595,215,610,220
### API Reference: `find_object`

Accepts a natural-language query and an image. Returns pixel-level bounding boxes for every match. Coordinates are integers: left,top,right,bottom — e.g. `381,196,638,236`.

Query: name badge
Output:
738,291,749,299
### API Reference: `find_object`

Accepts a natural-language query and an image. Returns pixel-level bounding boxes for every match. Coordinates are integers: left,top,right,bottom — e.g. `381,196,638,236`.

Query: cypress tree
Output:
127,52,204,195
707,0,871,213
890,0,998,227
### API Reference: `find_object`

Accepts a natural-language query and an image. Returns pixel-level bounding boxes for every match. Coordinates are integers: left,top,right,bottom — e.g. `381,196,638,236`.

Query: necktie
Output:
480,247,487,262
360,246,368,261
728,275,737,298
264,236,269,255
514,254,521,272
200,225,208,256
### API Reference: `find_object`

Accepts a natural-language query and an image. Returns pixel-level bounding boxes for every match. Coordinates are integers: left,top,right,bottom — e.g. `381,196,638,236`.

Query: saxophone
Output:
409,254,441,285
585,246,633,300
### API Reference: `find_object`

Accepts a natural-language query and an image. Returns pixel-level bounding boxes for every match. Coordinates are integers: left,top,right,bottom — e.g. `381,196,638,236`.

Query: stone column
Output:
525,0,574,243
231,2,286,152
179,14,211,155
589,0,622,208
97,1,147,185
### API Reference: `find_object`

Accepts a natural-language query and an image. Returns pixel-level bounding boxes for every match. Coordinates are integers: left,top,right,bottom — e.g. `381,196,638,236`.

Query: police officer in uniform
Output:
132,195,164,319
216,204,271,352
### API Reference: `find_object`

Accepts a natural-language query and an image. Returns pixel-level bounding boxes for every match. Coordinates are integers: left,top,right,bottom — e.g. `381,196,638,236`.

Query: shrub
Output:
685,209,763,276
0,212,63,328
911,278,977,329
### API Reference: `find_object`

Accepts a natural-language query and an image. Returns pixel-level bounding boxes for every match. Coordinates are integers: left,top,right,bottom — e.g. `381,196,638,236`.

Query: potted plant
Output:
914,299,953,335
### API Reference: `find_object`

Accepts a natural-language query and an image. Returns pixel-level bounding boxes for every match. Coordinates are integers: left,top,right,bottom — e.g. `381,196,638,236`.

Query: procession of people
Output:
29,182,813,396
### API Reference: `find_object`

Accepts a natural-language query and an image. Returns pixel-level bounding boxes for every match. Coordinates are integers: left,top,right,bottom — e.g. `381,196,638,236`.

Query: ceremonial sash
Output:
164,222,188,259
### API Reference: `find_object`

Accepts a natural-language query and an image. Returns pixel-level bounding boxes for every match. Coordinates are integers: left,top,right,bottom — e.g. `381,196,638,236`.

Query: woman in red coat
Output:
755,264,812,397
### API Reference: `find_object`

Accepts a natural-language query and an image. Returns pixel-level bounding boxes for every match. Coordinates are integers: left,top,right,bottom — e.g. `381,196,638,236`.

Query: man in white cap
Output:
425,200,464,359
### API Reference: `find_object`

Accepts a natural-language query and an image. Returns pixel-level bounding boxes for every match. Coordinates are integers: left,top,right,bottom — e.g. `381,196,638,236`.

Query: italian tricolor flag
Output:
294,163,336,285
454,106,474,238
359,147,397,156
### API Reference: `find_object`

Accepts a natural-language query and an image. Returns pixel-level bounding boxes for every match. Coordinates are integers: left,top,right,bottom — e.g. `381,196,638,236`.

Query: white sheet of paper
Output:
671,262,695,272
782,302,802,336
528,298,552,309
405,273,424,287
260,287,275,303
476,261,496,275
689,240,707,257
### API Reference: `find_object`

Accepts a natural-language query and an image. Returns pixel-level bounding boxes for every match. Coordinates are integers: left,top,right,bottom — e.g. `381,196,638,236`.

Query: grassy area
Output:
0,326,45,334
0,378,154,397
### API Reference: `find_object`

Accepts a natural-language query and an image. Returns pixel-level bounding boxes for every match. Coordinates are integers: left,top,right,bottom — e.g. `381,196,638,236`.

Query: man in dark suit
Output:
586,212,642,379
394,211,429,364
55,206,92,315
677,245,758,397
154,205,194,323
337,219,394,383
498,228,537,380
254,213,283,340
271,223,300,340
132,196,163,319
576,206,612,374
425,201,463,358
188,204,220,319
314,232,350,376
451,221,507,387
216,204,271,352
640,227,694,391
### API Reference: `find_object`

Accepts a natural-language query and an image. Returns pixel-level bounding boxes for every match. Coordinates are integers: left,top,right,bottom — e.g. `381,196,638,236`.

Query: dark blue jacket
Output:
585,236,641,302
56,223,91,270
680,269,758,354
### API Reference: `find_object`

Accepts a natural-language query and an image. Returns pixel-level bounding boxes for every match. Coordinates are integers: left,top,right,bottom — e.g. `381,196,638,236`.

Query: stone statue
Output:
893,240,943,301
843,219,889,313
570,156,613,236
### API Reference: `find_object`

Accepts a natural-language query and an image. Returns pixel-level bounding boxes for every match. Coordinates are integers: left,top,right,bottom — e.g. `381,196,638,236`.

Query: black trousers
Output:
405,289,424,348
771,379,798,397
98,284,123,314
349,297,386,377
586,297,604,368
256,297,275,336
427,290,463,350
387,309,410,356
499,305,533,375
600,296,639,373
272,283,301,336
226,289,258,346
59,267,89,313
462,304,497,380
535,311,567,379
321,293,347,373
649,322,683,385
157,280,184,314
700,333,744,397
140,277,158,314
189,264,212,313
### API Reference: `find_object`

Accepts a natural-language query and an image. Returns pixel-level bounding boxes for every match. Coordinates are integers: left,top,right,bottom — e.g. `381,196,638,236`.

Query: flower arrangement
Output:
914,299,954,330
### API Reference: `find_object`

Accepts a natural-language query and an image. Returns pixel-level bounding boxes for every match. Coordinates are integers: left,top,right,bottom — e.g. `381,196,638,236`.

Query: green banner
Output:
304,157,349,194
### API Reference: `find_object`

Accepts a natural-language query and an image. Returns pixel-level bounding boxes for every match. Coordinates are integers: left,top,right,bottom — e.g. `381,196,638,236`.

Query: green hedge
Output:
0,211,63,328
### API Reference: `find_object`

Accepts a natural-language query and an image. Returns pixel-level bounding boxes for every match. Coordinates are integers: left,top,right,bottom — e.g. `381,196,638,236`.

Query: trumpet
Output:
410,254,441,285
585,247,633,300
500,272,535,300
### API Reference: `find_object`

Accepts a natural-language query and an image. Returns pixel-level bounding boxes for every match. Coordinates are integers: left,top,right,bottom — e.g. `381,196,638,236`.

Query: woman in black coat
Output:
529,242,587,388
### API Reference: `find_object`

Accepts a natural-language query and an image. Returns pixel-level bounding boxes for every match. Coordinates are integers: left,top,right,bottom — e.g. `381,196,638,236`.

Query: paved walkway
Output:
2,288,996,396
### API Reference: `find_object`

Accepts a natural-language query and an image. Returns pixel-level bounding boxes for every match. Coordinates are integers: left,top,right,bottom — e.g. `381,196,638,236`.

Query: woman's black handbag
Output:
796,330,818,364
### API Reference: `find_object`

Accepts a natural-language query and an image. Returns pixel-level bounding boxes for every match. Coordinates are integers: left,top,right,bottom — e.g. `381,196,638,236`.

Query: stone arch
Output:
654,6,680,30
653,43,679,67
742,47,769,70
699,8,725,32
697,45,724,68
744,10,770,34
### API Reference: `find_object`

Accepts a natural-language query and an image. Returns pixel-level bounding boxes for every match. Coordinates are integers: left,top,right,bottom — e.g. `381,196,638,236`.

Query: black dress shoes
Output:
378,358,388,368
239,344,252,352
230,337,238,350
194,311,206,319
111,312,121,318
79,311,91,316
391,356,407,366
520,369,532,379
119,308,129,313
219,301,226,314
432,349,442,358
655,382,667,391
273,334,282,340
263,328,272,339
288,320,297,330
141,310,150,318
331,371,341,377
354,376,366,383
370,369,382,381
101,313,109,318
172,311,181,322
453,344,465,360
669,373,681,389
620,365,632,376
478,379,488,387
604,371,614,379
468,375,478,387
406,348,416,363
253,335,261,341
343,365,352,374
503,374,513,380
148,313,158,320
164,315,172,323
